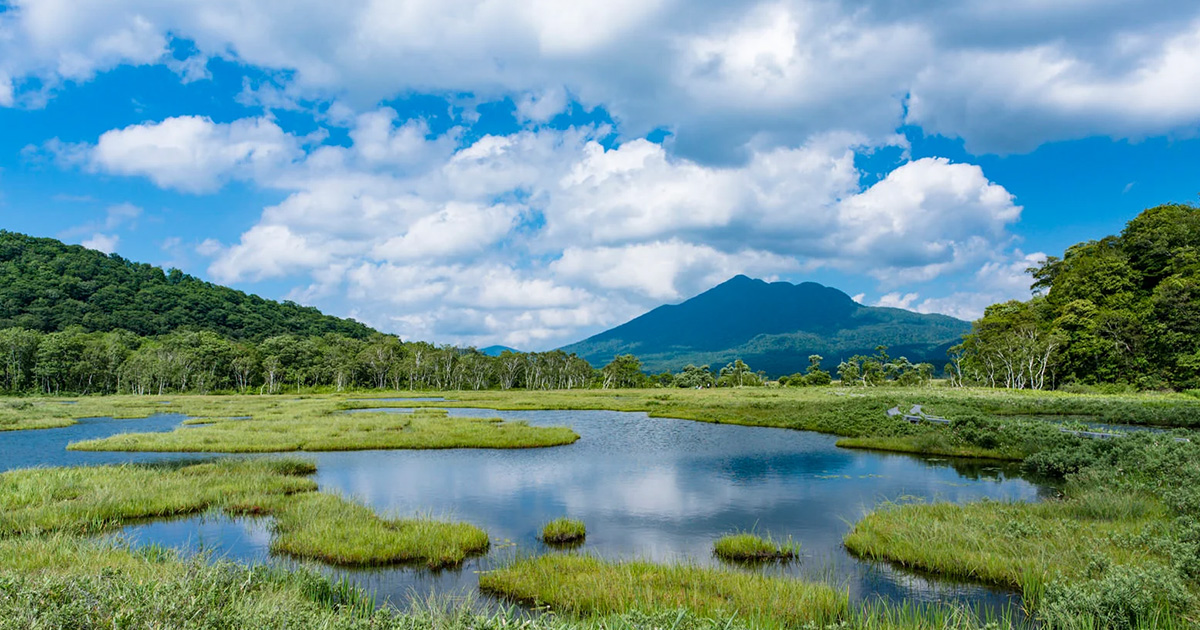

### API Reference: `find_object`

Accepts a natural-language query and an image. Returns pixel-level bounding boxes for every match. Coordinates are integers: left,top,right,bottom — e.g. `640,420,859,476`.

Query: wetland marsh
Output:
2,387,1198,628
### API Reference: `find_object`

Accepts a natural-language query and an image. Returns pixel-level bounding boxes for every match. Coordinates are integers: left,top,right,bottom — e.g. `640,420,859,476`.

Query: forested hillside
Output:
561,275,970,376
0,231,373,340
954,203,1200,390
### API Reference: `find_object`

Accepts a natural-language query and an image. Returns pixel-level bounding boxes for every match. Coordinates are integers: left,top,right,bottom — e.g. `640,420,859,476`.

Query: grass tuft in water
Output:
542,518,586,545
713,532,799,562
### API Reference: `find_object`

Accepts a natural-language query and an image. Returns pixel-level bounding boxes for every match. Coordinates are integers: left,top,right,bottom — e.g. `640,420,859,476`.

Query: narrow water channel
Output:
1,407,1052,618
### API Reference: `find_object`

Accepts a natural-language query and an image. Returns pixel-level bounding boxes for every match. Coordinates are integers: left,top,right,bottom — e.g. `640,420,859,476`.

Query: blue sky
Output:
1,1,1198,349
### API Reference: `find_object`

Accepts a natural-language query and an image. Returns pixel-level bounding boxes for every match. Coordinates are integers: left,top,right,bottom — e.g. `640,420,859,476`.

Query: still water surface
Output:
0,407,1050,615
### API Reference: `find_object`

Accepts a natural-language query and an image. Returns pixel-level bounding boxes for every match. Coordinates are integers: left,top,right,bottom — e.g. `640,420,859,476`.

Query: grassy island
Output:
713,533,799,562
541,518,587,545
67,407,579,453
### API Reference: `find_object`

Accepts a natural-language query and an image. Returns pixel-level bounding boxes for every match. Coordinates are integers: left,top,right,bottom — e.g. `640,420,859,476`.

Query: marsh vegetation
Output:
713,532,799,562
69,406,579,452
479,554,848,628
0,459,489,569
542,518,587,545
2,387,1199,628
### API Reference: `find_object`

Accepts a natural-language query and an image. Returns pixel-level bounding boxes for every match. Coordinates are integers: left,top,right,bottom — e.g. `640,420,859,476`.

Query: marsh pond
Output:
0,406,1050,616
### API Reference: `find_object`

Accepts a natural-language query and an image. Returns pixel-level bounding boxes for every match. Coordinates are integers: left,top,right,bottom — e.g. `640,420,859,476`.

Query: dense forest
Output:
0,231,373,340
953,203,1200,390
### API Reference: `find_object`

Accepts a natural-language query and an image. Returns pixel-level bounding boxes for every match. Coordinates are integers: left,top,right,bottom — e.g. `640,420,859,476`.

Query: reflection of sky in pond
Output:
0,413,210,471
5,407,1050,619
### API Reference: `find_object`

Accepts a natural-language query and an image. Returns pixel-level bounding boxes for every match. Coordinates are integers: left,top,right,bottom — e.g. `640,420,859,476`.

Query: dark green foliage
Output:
0,231,373,341
561,275,970,376
601,354,648,388
961,204,1200,390
674,365,715,388
0,233,602,394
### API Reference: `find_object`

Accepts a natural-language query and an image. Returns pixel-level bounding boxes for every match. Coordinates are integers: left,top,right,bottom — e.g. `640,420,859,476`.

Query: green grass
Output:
0,460,489,569
712,532,799,562
0,538,1039,630
479,554,849,629
844,488,1195,627
844,490,1169,590
67,407,580,452
542,518,586,544
269,492,489,568
0,459,317,536
0,535,1168,630
835,435,1021,460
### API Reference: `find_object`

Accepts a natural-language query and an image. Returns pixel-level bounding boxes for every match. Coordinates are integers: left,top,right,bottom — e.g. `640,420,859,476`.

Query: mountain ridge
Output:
560,275,969,376
0,230,375,341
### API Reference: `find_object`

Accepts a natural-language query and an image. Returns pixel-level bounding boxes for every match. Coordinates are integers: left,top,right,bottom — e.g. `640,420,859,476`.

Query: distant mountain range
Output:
479,345,520,356
560,275,971,376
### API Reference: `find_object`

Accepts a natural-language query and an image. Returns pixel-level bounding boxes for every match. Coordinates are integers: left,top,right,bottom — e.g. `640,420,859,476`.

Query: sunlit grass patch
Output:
842,487,1195,628
67,409,579,453
269,493,489,569
712,532,798,562
0,459,316,537
844,490,1169,590
0,459,490,569
479,554,848,628
835,435,1022,460
541,518,586,545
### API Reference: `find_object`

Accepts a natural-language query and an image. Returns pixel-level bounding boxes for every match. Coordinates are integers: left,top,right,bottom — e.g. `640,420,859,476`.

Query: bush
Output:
1042,564,1194,630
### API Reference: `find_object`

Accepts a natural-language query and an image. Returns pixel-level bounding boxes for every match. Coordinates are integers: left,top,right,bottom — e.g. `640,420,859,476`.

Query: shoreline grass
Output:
541,518,586,545
0,459,489,569
843,488,1196,626
712,532,799,562
844,489,1171,590
478,554,849,629
0,459,317,537
835,436,1022,460
66,408,580,453
0,537,1043,630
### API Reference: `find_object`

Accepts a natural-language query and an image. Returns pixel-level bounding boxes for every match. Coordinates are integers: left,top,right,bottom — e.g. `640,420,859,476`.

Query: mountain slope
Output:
0,231,374,340
561,275,970,375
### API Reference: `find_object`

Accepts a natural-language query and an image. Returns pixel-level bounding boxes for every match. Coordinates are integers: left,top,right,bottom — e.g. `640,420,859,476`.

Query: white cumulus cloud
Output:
86,116,301,193
3,1,1199,156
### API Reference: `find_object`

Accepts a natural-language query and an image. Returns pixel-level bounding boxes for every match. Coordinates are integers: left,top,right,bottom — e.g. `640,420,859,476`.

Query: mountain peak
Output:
561,276,968,376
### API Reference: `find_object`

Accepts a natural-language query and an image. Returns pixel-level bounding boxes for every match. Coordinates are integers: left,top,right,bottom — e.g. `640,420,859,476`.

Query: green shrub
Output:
1042,564,1194,630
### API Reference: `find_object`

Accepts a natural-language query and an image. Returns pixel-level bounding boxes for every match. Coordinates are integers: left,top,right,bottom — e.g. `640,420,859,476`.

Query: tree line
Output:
0,327,602,395
0,327,892,395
